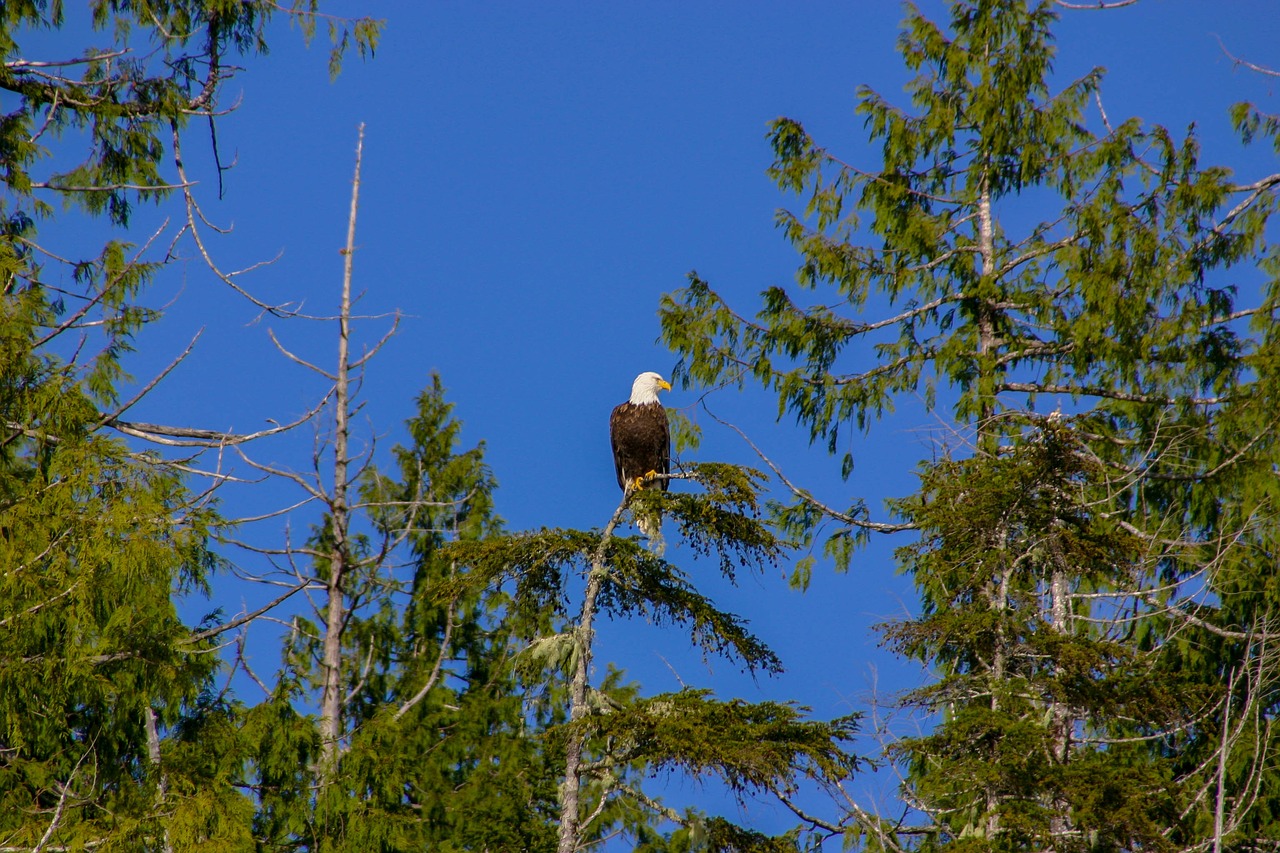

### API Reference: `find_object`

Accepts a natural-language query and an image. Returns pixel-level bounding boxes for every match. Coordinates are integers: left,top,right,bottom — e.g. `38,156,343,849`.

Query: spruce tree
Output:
661,1,1280,849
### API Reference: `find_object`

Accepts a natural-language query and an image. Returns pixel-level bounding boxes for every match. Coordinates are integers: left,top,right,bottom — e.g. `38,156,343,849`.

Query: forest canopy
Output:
1,2,1278,851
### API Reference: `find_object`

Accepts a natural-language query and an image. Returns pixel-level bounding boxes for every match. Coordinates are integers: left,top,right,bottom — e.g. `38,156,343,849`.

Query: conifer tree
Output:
438,462,862,851
233,132,860,846
362,375,561,852
0,4,378,848
231,131,563,852
246,370,561,852
661,1,1280,849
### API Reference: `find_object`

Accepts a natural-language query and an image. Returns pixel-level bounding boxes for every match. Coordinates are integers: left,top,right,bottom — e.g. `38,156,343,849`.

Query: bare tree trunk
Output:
976,173,998,434
976,173,1008,842
318,123,365,778
1048,560,1073,848
556,572,600,853
1213,666,1236,853
986,553,1009,841
145,708,174,853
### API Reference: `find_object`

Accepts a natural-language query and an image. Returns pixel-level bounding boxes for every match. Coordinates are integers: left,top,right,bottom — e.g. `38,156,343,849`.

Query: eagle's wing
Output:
609,403,626,490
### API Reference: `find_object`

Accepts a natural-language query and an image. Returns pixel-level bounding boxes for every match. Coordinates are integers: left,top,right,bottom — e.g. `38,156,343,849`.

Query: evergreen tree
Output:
371,378,561,852
661,1,1280,849
0,4,378,849
229,131,561,851
248,372,563,852
439,462,862,852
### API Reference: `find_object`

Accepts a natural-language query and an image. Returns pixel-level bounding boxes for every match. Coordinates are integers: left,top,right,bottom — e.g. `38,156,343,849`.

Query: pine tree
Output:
661,1,1280,849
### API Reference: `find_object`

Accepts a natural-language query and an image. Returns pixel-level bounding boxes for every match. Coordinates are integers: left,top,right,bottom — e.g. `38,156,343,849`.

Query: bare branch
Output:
97,329,202,428
6,49,132,70
349,311,402,370
1216,35,1280,78
0,581,80,630
267,326,337,379
700,398,915,534
394,581,457,721
1055,0,1138,8
109,388,333,448
184,580,322,644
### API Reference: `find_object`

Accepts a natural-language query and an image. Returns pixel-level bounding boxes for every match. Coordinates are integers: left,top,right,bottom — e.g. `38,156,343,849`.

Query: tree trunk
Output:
556,568,601,853
556,502,625,853
318,124,364,778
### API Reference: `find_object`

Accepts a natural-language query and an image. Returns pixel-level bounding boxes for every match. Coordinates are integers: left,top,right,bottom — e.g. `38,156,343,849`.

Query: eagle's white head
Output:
629,371,671,405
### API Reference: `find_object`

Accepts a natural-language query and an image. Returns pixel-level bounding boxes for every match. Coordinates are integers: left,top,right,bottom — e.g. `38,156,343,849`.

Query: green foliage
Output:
662,463,784,571
1232,99,1280,154
249,374,564,852
0,357,226,846
660,0,1280,849
666,5,1263,448
697,819,808,853
884,428,1193,850
562,688,860,796
635,816,813,852
163,700,258,852
435,528,594,611
597,539,784,674
0,162,226,841
669,406,705,453
0,0,383,395
436,448,861,847
439,528,784,676
0,1,378,225
0,7,380,847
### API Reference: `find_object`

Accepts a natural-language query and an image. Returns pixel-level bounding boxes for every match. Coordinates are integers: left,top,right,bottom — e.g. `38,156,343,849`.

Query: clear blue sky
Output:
32,0,1280,838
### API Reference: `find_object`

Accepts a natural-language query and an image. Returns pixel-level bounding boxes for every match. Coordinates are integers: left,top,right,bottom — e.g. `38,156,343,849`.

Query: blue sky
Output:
27,0,1280,839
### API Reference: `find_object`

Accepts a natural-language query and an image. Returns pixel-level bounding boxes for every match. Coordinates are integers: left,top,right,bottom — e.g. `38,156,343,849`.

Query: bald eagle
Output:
610,371,671,543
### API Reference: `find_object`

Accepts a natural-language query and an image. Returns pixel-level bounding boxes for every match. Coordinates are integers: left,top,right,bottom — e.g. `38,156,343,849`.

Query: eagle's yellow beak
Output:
659,379,672,391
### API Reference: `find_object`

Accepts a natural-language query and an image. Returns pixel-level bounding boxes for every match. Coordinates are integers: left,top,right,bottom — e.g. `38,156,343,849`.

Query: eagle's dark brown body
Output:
609,400,669,492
